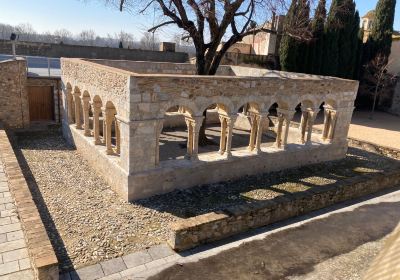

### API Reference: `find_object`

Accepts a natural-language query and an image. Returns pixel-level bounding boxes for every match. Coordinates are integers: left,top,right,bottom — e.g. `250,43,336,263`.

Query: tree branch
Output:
147,20,177,32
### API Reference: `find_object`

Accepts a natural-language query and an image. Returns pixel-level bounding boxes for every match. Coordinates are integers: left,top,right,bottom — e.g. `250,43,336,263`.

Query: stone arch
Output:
197,96,235,116
160,99,197,117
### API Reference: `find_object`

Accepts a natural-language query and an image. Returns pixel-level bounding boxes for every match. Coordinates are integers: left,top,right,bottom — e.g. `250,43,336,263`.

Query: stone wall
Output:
389,81,400,116
0,39,189,63
169,168,400,251
0,59,29,128
0,124,58,279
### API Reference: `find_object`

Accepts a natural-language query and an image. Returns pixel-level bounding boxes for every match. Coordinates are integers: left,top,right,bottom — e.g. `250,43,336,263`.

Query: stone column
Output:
327,110,338,142
115,118,121,154
82,96,91,136
191,116,204,161
281,110,295,149
275,113,284,148
306,109,319,145
105,108,115,155
255,114,268,154
67,94,74,124
73,93,82,129
300,110,309,144
184,117,194,159
218,116,227,155
322,108,331,141
92,103,101,145
248,114,257,151
225,115,237,158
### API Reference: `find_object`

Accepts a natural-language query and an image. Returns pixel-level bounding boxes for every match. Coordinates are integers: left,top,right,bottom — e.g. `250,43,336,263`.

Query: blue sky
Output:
0,0,399,41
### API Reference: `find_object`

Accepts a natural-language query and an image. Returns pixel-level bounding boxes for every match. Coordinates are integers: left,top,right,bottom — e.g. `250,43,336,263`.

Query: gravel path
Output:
13,130,398,272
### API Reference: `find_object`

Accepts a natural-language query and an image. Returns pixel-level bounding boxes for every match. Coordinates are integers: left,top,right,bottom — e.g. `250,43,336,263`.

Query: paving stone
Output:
0,197,13,204
122,251,152,268
100,257,127,276
9,216,19,224
0,239,26,254
0,260,19,276
0,204,5,211
71,264,105,280
5,203,15,210
0,223,21,235
99,272,122,280
163,254,182,263
0,210,17,218
144,258,167,270
2,248,28,262
119,264,147,277
0,268,34,280
3,192,11,198
18,258,31,270
147,244,174,260
6,230,24,242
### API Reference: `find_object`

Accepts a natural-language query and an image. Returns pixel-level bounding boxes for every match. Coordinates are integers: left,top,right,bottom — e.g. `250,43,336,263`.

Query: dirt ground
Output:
149,199,400,280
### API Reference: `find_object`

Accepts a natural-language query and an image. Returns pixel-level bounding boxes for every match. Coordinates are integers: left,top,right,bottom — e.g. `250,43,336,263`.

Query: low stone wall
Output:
168,168,400,251
0,125,58,279
0,59,30,128
348,138,400,160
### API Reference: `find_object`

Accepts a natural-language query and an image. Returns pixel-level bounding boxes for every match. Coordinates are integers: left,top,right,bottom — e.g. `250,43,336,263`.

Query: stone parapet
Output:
168,168,400,251
0,124,58,280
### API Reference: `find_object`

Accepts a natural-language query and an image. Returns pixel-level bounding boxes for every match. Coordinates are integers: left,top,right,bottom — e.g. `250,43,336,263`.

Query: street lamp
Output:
10,33,17,60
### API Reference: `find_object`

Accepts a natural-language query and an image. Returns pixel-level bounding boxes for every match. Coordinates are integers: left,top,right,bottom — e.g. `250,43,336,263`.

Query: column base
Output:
106,149,114,155
84,131,91,137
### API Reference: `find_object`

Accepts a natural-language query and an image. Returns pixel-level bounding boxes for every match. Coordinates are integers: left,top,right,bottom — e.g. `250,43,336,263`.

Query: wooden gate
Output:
28,86,54,121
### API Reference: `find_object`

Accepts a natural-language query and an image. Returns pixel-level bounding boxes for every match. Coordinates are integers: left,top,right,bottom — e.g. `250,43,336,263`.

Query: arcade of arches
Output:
61,58,358,201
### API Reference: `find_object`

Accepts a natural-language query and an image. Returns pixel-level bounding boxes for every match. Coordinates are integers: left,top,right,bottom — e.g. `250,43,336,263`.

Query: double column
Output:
248,113,269,154
101,107,117,155
322,107,338,143
184,116,204,161
73,92,82,129
275,109,295,149
82,96,91,136
218,114,237,159
300,108,319,145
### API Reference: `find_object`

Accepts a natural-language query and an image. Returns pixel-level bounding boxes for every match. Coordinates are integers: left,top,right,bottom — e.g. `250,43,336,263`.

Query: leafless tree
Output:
54,29,73,44
363,54,398,119
79,29,97,46
140,32,160,50
116,31,135,48
108,0,314,75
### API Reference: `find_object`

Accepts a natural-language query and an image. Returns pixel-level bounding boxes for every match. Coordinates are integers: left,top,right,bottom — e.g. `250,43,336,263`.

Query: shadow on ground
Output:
149,201,400,280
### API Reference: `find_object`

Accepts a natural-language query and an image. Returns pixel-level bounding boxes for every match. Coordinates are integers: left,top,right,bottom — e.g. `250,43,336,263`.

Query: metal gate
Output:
28,86,54,122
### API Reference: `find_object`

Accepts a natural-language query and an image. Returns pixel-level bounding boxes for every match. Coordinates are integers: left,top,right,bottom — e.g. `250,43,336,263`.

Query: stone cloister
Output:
61,58,358,201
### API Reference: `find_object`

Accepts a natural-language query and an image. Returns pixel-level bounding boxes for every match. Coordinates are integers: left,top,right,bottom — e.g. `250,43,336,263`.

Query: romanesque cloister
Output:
61,58,358,201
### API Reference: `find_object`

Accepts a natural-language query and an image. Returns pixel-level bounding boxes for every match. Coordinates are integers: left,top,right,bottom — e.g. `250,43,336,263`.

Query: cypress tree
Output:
353,25,364,79
369,0,396,60
349,11,361,79
322,0,342,76
296,0,311,73
309,0,326,74
279,0,299,72
337,0,356,78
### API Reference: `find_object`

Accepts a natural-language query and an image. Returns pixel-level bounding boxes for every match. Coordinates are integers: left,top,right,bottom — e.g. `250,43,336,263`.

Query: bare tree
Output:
140,32,160,50
116,31,135,48
110,0,312,75
79,29,97,46
363,54,398,119
54,29,73,44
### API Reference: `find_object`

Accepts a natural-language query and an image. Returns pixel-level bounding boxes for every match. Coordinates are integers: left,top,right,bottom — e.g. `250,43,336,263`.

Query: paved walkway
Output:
314,110,400,150
58,187,400,280
0,164,34,280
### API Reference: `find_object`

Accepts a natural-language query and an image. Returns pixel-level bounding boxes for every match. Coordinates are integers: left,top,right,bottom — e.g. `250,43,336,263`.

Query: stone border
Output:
0,124,58,279
348,137,400,160
168,168,400,251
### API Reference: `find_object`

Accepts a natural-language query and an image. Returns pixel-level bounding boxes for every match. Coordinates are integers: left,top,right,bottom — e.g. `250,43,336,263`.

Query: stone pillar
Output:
218,116,227,155
300,110,309,144
105,108,115,155
191,116,204,161
67,94,74,124
82,96,91,136
92,103,101,145
306,109,319,145
225,115,237,158
73,93,82,129
184,117,194,159
248,114,257,151
255,114,268,154
322,108,331,141
115,118,121,154
275,113,284,148
279,109,295,149
327,110,338,142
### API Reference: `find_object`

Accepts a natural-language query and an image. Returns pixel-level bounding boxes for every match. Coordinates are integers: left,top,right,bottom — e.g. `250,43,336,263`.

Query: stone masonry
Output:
61,58,359,201
0,58,30,128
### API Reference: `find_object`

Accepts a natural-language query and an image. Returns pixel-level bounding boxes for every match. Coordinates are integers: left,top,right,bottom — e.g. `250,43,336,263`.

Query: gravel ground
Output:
13,129,398,272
